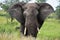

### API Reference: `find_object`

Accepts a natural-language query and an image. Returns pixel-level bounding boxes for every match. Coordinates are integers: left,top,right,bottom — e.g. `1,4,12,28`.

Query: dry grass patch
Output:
0,33,20,40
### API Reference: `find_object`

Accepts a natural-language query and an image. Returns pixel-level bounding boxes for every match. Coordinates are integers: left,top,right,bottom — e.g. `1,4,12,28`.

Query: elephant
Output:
8,2,54,40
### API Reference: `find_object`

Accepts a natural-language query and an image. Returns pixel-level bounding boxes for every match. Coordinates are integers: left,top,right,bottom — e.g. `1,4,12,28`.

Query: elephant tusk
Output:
37,27,40,32
24,27,26,35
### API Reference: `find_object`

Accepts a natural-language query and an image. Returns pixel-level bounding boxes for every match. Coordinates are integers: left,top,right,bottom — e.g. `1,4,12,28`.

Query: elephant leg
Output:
20,24,25,34
20,24,26,40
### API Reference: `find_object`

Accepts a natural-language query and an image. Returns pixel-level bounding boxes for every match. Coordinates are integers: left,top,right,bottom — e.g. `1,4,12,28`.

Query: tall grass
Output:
0,33,20,40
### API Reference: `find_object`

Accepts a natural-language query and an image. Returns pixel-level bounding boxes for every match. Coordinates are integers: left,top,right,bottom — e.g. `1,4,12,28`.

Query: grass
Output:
37,18,60,40
0,10,60,40
0,16,20,33
39,19,60,37
0,33,20,40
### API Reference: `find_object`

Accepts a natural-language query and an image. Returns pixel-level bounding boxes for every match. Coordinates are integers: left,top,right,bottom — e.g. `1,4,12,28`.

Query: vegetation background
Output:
0,0,60,40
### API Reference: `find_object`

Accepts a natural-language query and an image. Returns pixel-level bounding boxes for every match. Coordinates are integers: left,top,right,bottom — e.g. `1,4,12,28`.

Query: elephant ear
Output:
37,3,54,27
8,2,25,24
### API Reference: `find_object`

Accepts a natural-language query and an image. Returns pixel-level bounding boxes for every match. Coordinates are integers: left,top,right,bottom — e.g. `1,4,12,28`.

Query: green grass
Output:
37,18,60,40
0,10,60,40
39,19,60,37
0,16,20,33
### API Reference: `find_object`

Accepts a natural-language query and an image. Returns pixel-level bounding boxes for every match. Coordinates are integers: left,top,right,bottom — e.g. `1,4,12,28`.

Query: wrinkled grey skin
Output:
8,2,54,39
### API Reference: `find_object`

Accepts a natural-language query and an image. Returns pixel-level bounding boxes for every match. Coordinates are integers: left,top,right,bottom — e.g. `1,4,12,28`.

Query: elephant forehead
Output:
24,3,38,8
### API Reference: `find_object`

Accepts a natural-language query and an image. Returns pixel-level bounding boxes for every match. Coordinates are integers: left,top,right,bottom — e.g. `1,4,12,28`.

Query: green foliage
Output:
0,16,19,33
55,5,60,19
1,0,20,11
36,0,46,3
55,0,60,19
22,0,31,2
1,4,9,11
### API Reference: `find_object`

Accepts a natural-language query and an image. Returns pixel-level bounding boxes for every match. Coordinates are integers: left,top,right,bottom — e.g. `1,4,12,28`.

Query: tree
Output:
1,0,20,13
36,0,46,3
55,0,60,19
21,0,31,2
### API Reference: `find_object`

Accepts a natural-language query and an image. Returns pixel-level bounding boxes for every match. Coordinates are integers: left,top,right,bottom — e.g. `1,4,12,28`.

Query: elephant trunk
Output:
24,16,39,37
20,16,39,40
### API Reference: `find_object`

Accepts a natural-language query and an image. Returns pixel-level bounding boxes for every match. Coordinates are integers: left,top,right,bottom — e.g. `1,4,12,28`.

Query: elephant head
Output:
8,2,54,40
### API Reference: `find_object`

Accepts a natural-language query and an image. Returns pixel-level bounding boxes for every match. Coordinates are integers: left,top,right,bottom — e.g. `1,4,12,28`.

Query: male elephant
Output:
8,2,54,40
